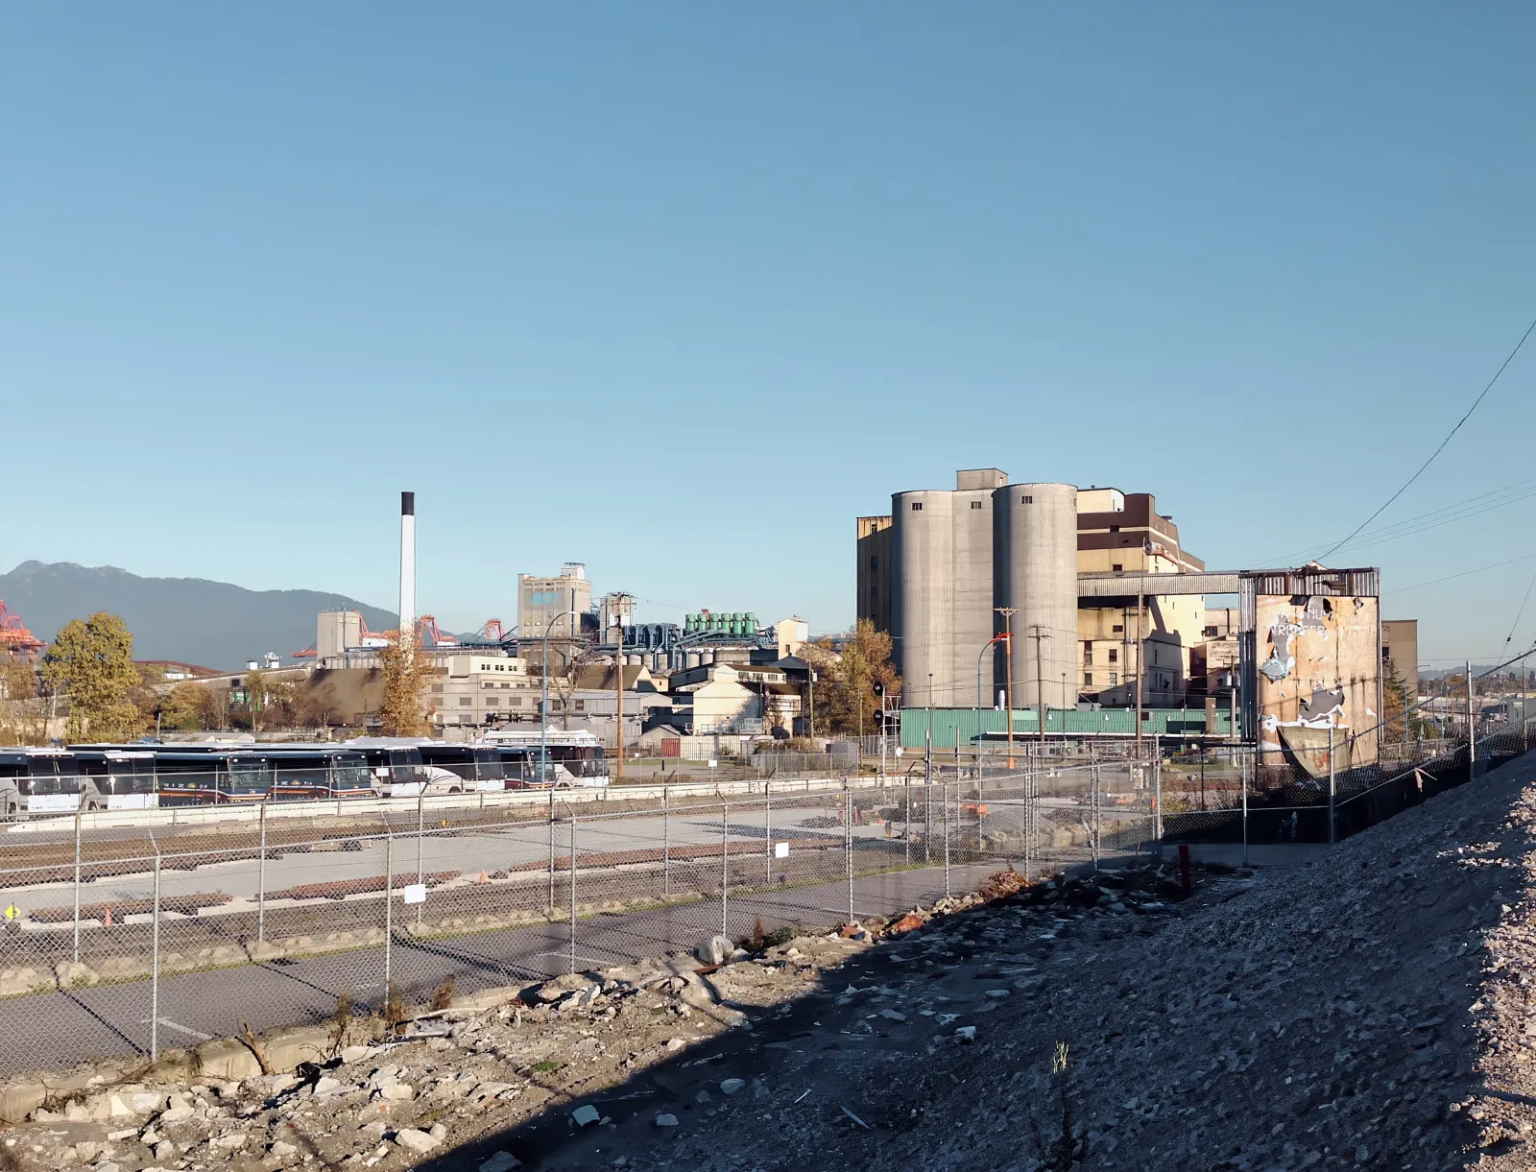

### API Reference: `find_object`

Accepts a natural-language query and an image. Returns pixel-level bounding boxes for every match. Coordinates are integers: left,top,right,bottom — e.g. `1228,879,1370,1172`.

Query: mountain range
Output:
0,561,396,671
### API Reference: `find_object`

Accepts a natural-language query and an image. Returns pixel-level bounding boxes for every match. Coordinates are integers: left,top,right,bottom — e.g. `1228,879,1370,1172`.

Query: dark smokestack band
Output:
401,491,415,516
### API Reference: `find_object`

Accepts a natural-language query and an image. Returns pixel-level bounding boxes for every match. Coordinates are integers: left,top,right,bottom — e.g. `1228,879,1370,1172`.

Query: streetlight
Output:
975,637,1005,780
540,608,577,783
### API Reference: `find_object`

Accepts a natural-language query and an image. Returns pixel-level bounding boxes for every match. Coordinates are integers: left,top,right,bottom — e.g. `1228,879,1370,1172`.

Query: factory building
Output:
860,472,1207,710
1381,619,1420,699
518,565,595,669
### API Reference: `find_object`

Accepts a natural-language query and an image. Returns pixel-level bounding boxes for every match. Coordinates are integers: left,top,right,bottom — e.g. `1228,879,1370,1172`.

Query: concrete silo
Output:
890,490,954,708
995,483,1079,711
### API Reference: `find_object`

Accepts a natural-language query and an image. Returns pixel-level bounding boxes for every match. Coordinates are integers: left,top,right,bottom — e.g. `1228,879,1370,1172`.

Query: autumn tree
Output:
159,681,208,731
0,654,47,745
41,613,146,742
800,620,901,736
378,632,432,736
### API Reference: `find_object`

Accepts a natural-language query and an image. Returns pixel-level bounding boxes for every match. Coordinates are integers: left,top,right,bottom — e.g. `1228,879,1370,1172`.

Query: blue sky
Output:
4,2,1535,665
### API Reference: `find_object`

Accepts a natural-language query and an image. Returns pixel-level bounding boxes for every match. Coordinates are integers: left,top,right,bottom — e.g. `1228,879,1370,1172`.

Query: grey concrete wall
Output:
892,490,954,708
996,482,1079,710
952,488,996,712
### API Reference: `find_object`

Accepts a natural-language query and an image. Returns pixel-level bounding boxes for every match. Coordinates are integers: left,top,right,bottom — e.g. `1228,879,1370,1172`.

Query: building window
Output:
1110,525,1120,533
486,701,498,710
459,697,472,706
1022,495,1032,504
911,502,923,511
512,697,524,708
1109,672,1118,686
1084,672,1093,686
574,699,585,712
431,684,443,694
1204,626,1218,637
971,500,983,510
1083,641,1093,665
869,556,878,570
1112,563,1123,572
1112,624,1123,633
1108,649,1118,664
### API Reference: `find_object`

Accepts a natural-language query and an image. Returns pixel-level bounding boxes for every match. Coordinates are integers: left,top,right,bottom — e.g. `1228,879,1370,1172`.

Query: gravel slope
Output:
544,750,1536,1172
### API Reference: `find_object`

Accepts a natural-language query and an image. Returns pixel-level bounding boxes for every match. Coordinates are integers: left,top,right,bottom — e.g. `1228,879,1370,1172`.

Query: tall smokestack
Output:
399,491,416,643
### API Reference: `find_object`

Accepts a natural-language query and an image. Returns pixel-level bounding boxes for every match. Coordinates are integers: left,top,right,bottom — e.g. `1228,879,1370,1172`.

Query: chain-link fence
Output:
2,768,1089,1079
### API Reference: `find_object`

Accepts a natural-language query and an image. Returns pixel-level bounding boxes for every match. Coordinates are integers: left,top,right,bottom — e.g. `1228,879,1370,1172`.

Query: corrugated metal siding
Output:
899,708,1233,748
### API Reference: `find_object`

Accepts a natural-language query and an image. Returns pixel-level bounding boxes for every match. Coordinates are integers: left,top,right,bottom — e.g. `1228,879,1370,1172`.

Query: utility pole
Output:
1135,593,1146,758
1026,624,1049,746
995,608,1016,768
1466,658,1476,782
615,655,624,784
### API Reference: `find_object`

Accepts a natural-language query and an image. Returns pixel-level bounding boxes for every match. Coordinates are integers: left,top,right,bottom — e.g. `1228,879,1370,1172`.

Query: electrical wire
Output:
1502,564,1536,658
1382,551,1536,596
1318,311,1536,562
1263,475,1536,565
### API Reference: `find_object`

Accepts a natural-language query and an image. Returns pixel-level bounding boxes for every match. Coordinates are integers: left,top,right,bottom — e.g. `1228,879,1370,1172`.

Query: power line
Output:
1318,311,1536,561
1384,551,1536,595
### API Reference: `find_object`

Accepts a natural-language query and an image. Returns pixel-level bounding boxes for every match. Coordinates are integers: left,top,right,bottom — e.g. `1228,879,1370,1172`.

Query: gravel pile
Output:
4,750,1534,1172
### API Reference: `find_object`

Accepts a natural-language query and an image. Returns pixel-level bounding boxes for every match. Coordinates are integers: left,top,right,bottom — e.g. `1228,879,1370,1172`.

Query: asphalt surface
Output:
0,808,901,915
0,861,1000,1078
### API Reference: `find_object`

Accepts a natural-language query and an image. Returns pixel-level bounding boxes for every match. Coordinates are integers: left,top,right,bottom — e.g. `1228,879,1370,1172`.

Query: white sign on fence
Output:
401,883,427,905
774,842,789,859
708,759,718,769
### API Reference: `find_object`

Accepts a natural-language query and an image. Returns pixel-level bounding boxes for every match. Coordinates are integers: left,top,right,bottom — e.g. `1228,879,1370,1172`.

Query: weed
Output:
380,980,409,1037
239,1020,273,1075
1028,1042,1086,1171
326,993,354,1059
529,1060,562,1074
429,976,455,1012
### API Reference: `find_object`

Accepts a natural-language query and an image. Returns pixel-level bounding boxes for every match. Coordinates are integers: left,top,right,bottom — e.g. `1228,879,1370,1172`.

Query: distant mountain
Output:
0,561,396,671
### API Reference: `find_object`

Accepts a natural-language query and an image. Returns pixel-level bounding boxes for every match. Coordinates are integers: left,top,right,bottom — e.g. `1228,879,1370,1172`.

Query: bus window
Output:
472,748,504,781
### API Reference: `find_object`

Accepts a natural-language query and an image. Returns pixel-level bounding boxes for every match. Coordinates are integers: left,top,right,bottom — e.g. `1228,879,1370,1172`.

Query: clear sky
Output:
4,2,1535,666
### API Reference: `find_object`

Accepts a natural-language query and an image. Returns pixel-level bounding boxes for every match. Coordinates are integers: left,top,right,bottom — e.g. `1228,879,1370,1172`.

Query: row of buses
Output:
0,732,608,818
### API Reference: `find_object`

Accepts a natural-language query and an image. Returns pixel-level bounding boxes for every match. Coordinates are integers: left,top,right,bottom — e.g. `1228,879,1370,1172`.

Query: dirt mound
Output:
588,752,1536,1172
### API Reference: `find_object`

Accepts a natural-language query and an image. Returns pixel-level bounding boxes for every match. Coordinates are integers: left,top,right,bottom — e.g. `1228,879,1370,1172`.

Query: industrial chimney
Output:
399,491,416,643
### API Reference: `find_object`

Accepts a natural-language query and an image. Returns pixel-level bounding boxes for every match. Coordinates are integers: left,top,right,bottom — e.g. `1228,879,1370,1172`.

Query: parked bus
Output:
0,749,86,816
72,749,160,810
154,750,274,806
477,729,609,787
266,748,374,801
415,744,505,793
344,738,471,798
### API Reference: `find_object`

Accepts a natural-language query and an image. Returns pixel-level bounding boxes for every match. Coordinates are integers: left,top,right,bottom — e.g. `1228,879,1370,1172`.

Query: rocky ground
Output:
5,750,1536,1171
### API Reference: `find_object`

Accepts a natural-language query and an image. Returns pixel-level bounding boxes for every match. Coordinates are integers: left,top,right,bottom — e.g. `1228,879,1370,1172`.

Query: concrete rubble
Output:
7,751,1536,1169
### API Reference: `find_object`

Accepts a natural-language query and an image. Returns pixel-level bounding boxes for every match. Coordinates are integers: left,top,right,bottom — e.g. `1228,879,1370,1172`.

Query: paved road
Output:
0,862,1000,1077
0,805,900,917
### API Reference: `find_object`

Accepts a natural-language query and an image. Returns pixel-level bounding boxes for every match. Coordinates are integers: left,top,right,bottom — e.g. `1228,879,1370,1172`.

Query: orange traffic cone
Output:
104,906,112,927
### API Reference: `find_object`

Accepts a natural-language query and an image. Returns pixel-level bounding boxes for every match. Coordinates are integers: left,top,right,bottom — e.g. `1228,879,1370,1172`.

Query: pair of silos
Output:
891,479,1077,711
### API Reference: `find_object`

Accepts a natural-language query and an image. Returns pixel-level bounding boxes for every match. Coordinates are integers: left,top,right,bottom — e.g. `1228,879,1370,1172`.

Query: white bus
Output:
477,729,609,788
344,737,475,798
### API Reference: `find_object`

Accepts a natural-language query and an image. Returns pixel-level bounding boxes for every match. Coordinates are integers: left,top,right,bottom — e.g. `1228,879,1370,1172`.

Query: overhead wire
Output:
1317,311,1536,562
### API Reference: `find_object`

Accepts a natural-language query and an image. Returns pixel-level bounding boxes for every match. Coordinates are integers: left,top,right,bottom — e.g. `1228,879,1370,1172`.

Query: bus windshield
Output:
332,756,372,791
226,757,272,793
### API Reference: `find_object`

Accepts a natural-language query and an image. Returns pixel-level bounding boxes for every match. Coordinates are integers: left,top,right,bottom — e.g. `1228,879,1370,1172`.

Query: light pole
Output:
976,636,1004,779
540,609,576,783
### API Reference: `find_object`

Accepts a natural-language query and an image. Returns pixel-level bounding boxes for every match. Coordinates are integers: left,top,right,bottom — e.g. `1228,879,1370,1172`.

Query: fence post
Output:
257,802,267,945
384,833,393,994
547,792,556,912
923,731,933,864
569,818,578,975
845,786,854,925
150,849,162,1062
721,804,729,938
415,791,426,929
1241,747,1249,867
1153,747,1163,842
72,809,82,964
1091,747,1101,870
904,771,912,867
662,784,670,897
1327,725,1337,846
765,785,772,886
943,780,951,898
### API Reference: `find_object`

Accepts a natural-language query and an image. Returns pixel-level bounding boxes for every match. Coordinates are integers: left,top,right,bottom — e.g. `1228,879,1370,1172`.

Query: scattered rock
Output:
393,1128,439,1154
